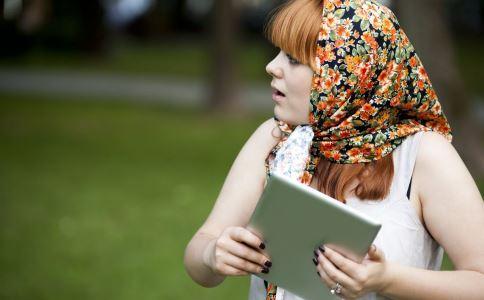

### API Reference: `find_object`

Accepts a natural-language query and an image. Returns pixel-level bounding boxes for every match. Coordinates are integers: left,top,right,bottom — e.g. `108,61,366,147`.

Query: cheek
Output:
287,89,311,124
288,77,310,100
281,68,314,124
291,75,313,110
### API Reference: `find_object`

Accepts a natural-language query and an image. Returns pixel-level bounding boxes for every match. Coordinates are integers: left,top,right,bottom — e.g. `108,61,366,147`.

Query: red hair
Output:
264,0,321,72
265,0,394,202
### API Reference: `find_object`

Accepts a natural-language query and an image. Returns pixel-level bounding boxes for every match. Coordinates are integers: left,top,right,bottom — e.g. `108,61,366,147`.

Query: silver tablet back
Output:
247,173,382,300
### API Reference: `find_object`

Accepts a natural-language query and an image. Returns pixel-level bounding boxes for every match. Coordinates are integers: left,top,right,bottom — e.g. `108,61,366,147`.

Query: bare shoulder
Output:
416,130,455,161
413,131,463,186
235,117,282,164
230,117,282,172
414,132,478,206
252,117,283,149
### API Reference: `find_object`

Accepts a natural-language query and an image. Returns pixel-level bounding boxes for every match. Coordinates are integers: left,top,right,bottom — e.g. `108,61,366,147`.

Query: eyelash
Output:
286,53,300,65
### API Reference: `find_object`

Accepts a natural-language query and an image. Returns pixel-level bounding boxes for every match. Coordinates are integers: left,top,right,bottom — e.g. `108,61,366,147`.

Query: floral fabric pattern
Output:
268,125,314,182
265,0,452,299
307,0,451,164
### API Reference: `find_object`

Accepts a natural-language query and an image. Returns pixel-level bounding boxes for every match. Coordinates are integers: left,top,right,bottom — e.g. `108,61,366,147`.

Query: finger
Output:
316,267,352,299
367,244,385,261
316,249,356,290
220,263,250,276
224,252,268,274
226,238,271,267
230,227,266,251
241,241,271,258
316,267,336,289
322,246,360,278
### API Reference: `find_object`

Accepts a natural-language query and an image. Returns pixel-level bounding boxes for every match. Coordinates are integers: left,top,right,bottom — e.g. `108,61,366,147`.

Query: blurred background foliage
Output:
0,0,483,299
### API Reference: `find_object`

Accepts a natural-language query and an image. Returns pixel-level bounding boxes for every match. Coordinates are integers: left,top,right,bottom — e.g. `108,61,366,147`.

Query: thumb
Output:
368,244,385,261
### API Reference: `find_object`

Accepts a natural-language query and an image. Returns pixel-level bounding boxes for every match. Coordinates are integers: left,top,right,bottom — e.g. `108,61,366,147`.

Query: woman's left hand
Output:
313,244,389,299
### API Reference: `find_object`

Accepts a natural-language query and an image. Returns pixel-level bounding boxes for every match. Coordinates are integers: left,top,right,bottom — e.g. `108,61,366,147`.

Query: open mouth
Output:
273,88,286,97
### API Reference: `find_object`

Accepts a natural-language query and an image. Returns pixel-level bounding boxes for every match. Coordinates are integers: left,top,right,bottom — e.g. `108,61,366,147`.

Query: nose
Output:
265,56,283,78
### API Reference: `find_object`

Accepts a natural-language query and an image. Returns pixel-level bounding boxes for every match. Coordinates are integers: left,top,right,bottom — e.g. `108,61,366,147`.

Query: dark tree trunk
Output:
394,0,483,178
79,0,105,54
209,0,241,113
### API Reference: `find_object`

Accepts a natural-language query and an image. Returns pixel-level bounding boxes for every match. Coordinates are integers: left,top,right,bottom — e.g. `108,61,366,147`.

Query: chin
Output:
273,106,286,122
274,107,304,124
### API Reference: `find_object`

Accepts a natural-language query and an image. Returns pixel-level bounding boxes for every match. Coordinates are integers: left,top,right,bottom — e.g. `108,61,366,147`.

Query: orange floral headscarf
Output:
266,0,451,186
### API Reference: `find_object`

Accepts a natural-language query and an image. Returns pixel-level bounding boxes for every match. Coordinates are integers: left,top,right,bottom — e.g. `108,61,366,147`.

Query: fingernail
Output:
313,249,319,257
261,267,269,274
317,271,320,277
259,243,266,250
264,260,272,268
312,257,318,265
318,245,325,253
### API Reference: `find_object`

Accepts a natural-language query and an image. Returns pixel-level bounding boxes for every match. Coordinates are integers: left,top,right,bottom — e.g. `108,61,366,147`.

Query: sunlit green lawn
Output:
0,93,480,299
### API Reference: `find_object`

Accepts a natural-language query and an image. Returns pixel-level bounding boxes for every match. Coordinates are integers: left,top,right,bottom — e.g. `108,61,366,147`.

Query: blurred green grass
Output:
0,93,481,299
0,93,266,299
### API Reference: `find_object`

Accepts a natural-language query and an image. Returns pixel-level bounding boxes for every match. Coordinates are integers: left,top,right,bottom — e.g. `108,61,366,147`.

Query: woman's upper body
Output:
191,114,484,280
191,42,484,285
185,0,484,296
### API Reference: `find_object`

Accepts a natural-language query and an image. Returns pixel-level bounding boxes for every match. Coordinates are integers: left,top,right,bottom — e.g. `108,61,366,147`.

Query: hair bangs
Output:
264,0,323,71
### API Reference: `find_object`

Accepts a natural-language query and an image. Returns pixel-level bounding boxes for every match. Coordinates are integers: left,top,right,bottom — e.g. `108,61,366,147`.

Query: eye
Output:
285,53,300,65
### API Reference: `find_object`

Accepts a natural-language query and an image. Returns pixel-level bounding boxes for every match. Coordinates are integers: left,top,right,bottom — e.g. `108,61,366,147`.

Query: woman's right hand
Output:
203,226,273,277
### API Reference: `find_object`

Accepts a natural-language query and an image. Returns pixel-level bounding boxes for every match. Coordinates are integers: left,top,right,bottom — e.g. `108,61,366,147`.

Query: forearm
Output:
183,233,226,288
380,262,484,299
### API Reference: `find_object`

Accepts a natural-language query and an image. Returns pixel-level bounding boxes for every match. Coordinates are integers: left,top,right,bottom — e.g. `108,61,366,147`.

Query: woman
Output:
184,0,484,299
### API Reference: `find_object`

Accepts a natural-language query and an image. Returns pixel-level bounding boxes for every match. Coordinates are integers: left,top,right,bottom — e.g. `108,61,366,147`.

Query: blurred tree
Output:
209,0,242,112
395,0,484,177
1,0,107,56
0,0,46,56
36,0,106,53
18,0,51,34
79,0,106,53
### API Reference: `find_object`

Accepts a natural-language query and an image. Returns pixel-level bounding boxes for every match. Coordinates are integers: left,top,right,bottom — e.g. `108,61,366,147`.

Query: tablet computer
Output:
247,172,382,300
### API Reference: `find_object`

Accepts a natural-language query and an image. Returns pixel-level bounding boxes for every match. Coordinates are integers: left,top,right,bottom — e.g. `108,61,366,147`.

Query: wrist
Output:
378,261,397,295
200,237,227,286
202,238,217,272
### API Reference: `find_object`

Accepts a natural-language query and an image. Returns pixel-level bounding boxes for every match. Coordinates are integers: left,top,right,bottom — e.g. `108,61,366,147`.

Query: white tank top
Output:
248,131,443,300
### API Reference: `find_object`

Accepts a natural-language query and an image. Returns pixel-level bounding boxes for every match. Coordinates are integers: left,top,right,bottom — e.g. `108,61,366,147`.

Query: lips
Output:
271,85,286,97
271,90,285,103
275,89,285,97
271,84,286,101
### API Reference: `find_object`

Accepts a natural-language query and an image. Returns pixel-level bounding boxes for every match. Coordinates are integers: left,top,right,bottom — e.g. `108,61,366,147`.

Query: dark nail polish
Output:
312,257,318,265
318,245,325,253
261,267,269,274
313,249,319,257
264,260,272,268
317,271,320,277
259,243,266,250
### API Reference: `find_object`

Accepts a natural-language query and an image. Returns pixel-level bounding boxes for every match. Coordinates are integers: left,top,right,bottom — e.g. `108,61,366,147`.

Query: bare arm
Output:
380,131,484,299
183,118,281,287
